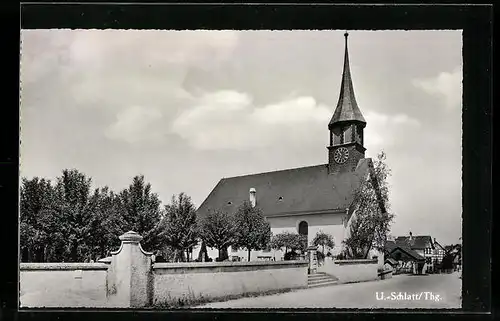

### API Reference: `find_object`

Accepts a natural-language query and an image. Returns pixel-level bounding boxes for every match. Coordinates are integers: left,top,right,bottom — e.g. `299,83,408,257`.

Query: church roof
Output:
329,32,366,128
197,158,372,219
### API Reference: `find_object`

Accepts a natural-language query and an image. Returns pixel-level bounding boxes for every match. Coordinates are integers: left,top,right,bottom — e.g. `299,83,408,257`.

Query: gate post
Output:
107,231,153,308
307,246,318,274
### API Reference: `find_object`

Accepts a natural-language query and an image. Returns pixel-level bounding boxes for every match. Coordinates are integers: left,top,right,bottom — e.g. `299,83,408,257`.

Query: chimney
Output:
249,188,256,208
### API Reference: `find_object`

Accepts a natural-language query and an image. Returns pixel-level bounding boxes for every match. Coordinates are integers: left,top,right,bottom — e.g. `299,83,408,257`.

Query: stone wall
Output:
20,263,109,307
153,260,308,306
19,231,309,308
318,257,378,284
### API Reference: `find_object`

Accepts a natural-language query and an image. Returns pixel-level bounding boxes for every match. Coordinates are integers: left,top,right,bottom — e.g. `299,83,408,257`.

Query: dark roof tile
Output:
389,246,425,262
197,158,371,219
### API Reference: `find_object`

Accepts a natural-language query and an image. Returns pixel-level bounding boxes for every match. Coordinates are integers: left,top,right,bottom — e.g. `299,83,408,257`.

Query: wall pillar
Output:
308,246,318,274
108,231,153,308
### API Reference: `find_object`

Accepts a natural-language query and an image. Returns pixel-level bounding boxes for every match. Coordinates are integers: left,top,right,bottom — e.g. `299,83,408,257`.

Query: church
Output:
194,33,385,262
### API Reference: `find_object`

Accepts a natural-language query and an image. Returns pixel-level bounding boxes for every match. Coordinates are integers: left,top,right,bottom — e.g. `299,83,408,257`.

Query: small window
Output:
227,201,232,205
278,196,283,201
344,126,353,143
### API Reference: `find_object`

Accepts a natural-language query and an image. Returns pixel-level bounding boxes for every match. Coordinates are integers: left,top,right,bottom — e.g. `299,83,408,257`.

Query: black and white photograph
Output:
19,28,463,309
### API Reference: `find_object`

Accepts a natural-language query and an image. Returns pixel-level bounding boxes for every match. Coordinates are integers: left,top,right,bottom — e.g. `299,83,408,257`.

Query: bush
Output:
284,251,299,261
336,252,346,260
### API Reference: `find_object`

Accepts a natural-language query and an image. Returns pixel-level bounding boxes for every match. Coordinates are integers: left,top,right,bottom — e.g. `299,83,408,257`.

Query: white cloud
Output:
171,91,331,150
171,90,421,152
105,106,165,144
64,29,239,68
252,97,331,124
364,111,421,150
412,66,462,109
20,30,239,112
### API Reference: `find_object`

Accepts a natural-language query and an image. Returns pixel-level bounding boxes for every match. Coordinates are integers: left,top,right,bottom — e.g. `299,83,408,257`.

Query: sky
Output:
19,30,462,246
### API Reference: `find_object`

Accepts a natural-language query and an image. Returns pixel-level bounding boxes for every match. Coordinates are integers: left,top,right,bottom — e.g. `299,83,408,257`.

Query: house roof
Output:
384,240,398,253
329,32,366,128
433,240,445,251
389,246,425,262
197,158,372,219
385,258,398,266
394,235,434,250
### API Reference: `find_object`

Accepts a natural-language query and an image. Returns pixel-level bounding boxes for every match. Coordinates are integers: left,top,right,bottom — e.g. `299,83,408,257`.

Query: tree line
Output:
21,152,393,263
20,169,273,263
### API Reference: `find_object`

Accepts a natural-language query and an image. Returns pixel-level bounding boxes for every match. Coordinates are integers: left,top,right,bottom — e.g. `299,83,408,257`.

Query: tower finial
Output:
328,31,366,128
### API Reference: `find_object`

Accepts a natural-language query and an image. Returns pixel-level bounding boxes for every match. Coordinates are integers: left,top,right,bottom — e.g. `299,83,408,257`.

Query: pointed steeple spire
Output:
329,32,366,128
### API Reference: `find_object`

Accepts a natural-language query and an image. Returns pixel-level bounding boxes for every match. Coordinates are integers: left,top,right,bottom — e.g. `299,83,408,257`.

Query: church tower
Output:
328,32,367,174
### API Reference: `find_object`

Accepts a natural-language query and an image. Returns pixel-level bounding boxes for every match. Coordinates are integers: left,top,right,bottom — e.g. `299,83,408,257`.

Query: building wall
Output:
192,212,347,261
267,212,346,255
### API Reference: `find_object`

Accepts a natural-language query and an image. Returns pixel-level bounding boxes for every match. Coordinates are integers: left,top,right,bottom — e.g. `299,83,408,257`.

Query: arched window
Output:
344,125,353,143
298,221,308,236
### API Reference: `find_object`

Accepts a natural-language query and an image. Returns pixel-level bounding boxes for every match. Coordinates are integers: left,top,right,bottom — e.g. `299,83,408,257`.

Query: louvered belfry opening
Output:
327,32,367,175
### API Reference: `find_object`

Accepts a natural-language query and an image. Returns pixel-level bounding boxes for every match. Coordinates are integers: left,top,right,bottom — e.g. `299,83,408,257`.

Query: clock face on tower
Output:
334,147,349,164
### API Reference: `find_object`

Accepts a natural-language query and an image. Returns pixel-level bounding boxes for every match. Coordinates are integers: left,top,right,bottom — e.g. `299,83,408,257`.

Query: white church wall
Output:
267,213,346,256
191,212,348,262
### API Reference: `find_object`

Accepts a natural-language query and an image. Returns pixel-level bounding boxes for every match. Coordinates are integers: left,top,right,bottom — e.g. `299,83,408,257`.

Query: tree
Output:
86,186,124,260
119,175,163,252
198,210,237,260
52,169,95,262
20,177,55,262
312,231,335,255
270,231,308,257
197,240,209,262
342,151,395,259
158,193,199,262
233,201,272,261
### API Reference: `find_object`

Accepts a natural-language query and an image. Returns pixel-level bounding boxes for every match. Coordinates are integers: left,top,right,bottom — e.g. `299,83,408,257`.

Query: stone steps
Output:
307,272,338,288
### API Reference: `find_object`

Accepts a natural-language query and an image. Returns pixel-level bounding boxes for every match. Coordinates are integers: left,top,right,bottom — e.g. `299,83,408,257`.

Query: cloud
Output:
171,90,421,152
171,91,331,150
359,111,421,151
104,106,165,144
67,30,239,68
412,66,462,109
20,30,239,112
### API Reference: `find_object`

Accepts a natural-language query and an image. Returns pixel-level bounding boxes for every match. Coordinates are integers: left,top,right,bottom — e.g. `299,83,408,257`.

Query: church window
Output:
340,128,345,144
333,129,342,145
344,126,353,143
227,201,232,205
278,196,283,201
298,221,308,237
